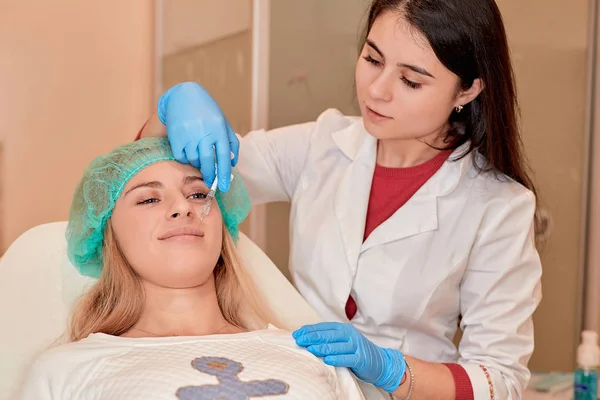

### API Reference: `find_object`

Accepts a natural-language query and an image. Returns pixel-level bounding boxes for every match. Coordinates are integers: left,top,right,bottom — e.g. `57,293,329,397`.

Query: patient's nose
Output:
170,210,192,219
168,196,194,219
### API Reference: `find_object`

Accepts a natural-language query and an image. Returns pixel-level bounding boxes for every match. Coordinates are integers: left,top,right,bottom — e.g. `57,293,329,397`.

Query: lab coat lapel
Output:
361,182,438,252
361,144,471,252
332,121,377,277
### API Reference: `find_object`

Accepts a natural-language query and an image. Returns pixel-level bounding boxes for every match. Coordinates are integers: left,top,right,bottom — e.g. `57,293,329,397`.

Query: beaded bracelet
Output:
402,357,414,400
388,356,414,400
478,364,495,400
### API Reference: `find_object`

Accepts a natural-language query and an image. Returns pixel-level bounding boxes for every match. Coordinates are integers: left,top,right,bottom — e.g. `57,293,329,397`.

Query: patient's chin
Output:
144,272,214,290
139,261,217,289
126,240,221,289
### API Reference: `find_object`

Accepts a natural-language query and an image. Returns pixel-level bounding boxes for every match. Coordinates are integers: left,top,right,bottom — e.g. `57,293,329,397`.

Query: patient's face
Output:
111,161,223,288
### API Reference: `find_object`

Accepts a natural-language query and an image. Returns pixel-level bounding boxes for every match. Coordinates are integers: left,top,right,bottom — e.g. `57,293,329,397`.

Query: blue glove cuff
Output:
374,348,407,393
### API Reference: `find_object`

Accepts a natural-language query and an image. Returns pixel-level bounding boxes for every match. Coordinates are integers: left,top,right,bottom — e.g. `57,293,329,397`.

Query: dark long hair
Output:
363,0,542,237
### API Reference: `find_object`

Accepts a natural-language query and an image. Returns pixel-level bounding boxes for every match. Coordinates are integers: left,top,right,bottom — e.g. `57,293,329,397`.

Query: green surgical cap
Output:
66,137,251,278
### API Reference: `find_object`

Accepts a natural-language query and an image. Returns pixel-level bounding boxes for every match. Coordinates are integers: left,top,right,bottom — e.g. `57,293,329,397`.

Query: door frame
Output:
583,0,600,333
248,0,271,250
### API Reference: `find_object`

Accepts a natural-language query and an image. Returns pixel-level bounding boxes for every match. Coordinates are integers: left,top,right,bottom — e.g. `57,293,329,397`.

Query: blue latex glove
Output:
158,82,239,192
293,322,406,393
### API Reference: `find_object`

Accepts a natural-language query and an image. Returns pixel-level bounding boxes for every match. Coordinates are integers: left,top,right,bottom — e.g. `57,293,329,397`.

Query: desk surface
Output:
525,372,593,400
525,390,572,400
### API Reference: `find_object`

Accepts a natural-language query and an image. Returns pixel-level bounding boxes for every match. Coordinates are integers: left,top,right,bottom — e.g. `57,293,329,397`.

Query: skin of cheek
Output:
109,195,224,289
355,56,460,141
354,12,463,142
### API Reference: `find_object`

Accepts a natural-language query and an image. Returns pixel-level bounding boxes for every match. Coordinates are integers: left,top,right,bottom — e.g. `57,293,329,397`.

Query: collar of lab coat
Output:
331,118,473,254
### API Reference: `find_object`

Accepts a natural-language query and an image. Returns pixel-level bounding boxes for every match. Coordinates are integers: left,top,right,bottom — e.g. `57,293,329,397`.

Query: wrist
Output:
375,348,407,393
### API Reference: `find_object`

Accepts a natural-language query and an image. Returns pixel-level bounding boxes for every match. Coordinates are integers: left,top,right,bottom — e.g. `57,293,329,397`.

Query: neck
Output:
129,277,231,337
376,134,446,168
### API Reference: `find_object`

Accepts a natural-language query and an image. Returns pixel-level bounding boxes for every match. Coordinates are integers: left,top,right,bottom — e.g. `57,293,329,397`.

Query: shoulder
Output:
448,152,538,252
313,108,360,131
18,339,94,398
442,149,538,244
28,340,89,371
24,335,128,383
304,109,368,161
459,151,536,210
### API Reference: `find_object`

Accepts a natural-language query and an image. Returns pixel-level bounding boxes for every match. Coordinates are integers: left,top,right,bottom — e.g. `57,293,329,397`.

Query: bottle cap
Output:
577,330,600,368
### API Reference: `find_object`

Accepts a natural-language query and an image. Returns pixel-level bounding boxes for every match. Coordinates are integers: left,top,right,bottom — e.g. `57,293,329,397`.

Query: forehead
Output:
368,11,439,68
125,161,202,187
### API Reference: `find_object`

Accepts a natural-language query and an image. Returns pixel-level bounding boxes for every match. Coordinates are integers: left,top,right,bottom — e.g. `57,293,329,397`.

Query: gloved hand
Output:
293,322,406,393
158,82,239,192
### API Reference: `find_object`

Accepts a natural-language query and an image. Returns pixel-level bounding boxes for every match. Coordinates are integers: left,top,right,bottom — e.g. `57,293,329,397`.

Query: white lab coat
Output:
237,108,542,399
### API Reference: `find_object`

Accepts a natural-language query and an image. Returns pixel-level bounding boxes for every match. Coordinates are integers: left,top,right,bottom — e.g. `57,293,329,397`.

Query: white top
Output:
237,109,543,399
18,327,370,400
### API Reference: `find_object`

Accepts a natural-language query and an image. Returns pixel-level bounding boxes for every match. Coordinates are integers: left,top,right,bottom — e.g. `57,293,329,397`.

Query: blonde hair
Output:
69,221,274,341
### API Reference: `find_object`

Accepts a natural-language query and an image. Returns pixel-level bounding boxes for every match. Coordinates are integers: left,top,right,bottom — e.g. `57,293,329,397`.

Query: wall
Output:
593,0,600,334
266,0,365,278
498,0,591,371
163,32,253,138
584,0,600,334
0,1,155,252
162,0,251,57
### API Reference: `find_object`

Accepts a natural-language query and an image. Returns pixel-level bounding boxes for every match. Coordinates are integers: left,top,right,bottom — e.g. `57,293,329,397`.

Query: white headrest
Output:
0,222,320,399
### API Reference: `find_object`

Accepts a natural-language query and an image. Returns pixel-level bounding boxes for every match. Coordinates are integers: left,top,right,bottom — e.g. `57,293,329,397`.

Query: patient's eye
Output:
137,197,159,205
189,192,207,200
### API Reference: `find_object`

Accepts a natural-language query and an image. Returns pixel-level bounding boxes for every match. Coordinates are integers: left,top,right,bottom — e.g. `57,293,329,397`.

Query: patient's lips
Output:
158,226,205,241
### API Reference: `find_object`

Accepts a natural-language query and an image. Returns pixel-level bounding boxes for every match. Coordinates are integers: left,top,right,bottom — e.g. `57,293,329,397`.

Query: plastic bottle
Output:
574,330,599,400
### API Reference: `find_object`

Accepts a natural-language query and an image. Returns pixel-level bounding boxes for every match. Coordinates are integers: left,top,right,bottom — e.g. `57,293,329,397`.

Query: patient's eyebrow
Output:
183,176,204,185
124,176,204,197
124,181,163,196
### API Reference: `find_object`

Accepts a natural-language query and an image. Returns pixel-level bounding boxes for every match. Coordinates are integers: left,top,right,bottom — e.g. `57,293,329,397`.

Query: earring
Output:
455,105,464,113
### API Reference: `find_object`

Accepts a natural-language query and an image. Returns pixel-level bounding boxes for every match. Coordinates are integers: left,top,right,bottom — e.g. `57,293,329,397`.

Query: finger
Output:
215,136,232,192
306,342,356,357
184,143,200,169
294,329,349,347
293,322,346,338
323,354,361,369
227,124,240,167
169,137,186,164
198,138,216,187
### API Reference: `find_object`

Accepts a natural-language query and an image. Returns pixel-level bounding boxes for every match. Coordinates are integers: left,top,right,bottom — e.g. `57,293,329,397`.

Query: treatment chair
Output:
0,222,321,399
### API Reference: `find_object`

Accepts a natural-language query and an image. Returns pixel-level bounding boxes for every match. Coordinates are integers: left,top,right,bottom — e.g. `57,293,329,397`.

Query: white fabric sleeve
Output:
17,358,57,400
458,190,542,399
236,120,315,205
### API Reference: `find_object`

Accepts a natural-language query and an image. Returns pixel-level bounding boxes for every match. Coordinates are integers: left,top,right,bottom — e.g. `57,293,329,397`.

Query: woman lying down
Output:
19,138,369,400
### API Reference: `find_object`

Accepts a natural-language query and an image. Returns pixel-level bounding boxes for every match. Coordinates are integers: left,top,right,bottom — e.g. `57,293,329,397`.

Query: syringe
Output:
199,173,233,220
